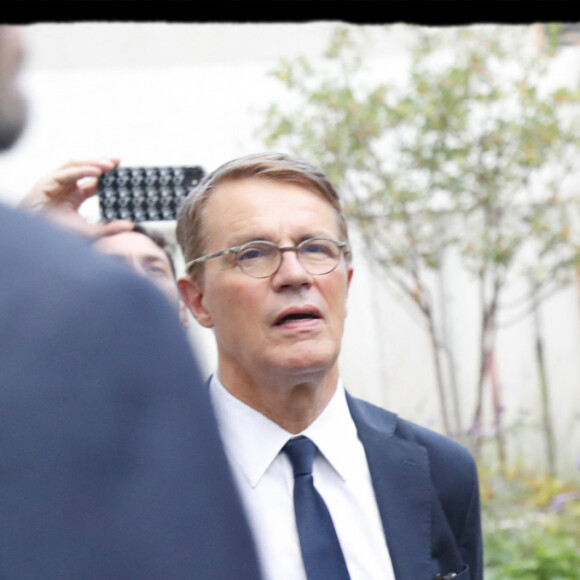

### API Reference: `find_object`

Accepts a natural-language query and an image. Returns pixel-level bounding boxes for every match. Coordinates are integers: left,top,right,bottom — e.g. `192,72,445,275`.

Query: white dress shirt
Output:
209,375,396,580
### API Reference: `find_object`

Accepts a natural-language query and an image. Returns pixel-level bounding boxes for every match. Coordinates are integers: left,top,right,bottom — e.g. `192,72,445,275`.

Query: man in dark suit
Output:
176,152,483,580
0,26,261,580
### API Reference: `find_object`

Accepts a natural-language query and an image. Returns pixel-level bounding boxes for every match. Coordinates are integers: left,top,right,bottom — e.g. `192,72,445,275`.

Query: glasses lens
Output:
237,241,280,278
298,239,341,274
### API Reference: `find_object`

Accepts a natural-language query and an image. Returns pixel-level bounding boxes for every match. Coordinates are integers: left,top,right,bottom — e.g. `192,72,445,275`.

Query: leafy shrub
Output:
482,467,580,579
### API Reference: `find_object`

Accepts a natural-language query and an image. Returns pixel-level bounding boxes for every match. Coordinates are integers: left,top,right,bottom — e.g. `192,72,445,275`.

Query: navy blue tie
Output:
283,436,350,580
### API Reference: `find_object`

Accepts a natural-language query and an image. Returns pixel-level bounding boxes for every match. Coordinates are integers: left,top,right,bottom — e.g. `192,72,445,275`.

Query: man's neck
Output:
217,364,340,434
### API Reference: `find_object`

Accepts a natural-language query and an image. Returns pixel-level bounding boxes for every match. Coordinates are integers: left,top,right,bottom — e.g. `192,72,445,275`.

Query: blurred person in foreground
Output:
176,152,483,580
0,25,261,580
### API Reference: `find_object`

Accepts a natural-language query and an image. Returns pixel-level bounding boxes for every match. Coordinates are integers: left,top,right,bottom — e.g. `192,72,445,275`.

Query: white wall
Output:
2,22,580,476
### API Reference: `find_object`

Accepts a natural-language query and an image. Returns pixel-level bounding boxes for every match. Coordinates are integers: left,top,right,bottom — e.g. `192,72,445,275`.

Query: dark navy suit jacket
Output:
0,204,262,579
347,393,483,580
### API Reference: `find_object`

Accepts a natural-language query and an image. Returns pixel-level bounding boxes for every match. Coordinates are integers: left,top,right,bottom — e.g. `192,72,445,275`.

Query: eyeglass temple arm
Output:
185,247,236,269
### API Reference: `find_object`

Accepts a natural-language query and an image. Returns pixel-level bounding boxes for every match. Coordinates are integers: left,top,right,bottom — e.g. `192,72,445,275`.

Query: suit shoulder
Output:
0,205,192,379
348,394,477,475
398,415,475,468
1,204,174,319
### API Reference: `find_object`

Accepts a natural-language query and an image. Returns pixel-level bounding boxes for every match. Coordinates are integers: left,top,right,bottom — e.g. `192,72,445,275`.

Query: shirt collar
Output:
209,375,291,488
209,374,359,488
302,381,359,482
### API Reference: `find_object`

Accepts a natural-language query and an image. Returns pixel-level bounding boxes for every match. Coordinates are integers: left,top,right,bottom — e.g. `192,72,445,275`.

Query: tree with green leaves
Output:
258,24,580,471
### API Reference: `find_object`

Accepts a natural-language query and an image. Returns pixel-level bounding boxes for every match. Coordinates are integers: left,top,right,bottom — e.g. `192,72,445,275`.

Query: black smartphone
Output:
98,165,205,222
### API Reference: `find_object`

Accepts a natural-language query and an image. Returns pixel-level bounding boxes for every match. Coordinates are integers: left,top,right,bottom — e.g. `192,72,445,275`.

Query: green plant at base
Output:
481,467,580,579
485,520,580,579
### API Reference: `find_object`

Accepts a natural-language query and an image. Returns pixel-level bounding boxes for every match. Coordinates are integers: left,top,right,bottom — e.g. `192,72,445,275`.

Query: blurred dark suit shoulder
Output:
0,204,261,580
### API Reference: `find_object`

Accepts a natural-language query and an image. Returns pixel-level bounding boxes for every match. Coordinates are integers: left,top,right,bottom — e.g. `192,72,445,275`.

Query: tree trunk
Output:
426,310,452,437
531,297,557,475
488,351,506,475
436,261,463,439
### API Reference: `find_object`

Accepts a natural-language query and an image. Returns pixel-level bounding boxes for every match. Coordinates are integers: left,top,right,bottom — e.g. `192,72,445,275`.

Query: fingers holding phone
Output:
19,157,135,237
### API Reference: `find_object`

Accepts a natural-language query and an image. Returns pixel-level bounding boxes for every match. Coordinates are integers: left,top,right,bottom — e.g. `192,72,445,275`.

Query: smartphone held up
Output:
98,165,205,222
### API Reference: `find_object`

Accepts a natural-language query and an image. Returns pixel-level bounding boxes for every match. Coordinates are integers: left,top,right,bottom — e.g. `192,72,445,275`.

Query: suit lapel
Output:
347,394,437,580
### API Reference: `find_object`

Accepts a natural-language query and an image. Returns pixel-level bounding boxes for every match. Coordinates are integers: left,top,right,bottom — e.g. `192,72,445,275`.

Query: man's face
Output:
94,231,181,311
0,26,27,152
179,177,353,386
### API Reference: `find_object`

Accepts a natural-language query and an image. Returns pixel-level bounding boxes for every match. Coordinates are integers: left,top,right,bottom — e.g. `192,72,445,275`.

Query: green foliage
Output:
258,23,580,441
482,468,580,579
486,525,580,580
259,23,580,309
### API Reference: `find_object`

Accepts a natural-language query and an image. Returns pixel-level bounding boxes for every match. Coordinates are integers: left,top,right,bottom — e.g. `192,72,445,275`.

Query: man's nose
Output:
271,249,312,289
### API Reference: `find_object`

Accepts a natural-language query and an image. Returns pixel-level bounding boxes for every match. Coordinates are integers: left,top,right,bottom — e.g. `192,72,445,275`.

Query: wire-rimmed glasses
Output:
185,237,350,279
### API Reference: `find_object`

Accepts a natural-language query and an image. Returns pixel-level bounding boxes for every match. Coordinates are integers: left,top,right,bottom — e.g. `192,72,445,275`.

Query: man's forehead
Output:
200,177,343,248
205,177,334,217
211,175,324,197
94,231,169,262
208,177,332,217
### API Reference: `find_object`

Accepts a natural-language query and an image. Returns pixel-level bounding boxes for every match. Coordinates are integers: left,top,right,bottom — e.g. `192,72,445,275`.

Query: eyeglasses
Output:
186,237,350,279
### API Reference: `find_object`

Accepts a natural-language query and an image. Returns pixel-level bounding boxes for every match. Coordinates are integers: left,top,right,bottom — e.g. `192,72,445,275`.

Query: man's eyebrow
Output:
226,231,335,248
296,232,333,243
226,234,276,247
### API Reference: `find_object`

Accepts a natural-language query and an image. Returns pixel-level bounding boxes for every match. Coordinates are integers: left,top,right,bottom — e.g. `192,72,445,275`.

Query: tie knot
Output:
283,436,317,478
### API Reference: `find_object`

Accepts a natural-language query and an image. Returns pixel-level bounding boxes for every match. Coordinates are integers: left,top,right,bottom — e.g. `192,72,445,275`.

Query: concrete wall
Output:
2,22,580,476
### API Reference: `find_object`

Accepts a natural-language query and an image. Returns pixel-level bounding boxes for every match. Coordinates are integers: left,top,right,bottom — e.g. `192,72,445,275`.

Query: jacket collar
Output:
346,393,438,580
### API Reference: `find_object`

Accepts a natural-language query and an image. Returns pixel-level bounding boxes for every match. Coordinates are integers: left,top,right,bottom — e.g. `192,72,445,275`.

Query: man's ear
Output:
344,265,354,318
177,276,214,329
346,265,354,290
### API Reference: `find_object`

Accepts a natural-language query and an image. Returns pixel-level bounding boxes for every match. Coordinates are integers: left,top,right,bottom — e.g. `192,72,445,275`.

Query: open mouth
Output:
275,312,320,326
274,308,322,326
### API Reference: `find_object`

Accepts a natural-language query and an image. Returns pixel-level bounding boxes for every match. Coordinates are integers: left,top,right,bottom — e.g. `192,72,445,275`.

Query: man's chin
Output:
273,345,338,377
